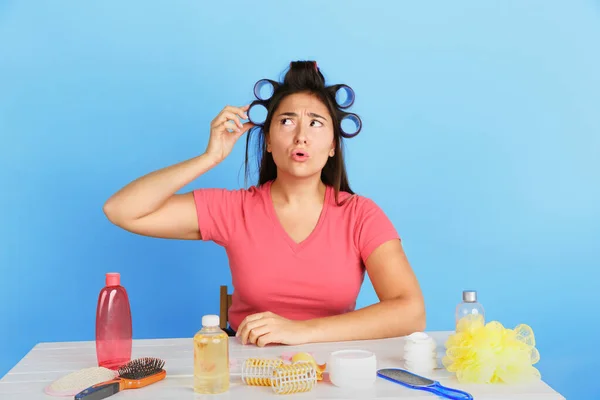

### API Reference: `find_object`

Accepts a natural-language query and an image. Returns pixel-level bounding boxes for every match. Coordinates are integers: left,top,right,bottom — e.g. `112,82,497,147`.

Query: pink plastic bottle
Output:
95,272,132,369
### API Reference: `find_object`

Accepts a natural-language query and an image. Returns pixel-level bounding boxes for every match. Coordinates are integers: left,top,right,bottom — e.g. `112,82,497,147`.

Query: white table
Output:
0,331,565,399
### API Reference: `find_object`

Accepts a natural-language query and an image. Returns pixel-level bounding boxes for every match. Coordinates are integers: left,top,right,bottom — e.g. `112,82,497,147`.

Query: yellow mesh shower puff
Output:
442,314,541,384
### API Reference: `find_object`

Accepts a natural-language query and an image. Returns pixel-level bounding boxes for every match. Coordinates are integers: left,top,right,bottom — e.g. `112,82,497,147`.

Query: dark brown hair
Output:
244,61,361,205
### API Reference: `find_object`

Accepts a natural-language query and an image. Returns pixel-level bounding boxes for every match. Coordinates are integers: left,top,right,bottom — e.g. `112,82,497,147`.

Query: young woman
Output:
103,61,426,347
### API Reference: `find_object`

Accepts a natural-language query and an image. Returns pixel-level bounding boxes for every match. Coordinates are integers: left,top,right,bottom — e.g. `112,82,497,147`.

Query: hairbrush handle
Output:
74,379,121,400
423,382,473,400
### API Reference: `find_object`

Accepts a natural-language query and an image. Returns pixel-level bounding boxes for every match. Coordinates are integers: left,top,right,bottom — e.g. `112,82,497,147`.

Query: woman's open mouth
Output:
291,149,310,162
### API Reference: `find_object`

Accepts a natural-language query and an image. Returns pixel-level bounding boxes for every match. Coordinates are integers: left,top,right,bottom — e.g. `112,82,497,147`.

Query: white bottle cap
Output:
202,314,220,327
328,349,377,389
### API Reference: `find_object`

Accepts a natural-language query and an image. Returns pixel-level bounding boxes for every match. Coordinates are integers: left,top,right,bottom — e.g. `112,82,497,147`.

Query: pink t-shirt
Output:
192,180,400,331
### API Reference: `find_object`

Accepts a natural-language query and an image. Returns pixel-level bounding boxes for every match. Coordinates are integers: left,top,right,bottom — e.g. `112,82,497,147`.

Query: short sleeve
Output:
192,188,245,247
354,197,401,262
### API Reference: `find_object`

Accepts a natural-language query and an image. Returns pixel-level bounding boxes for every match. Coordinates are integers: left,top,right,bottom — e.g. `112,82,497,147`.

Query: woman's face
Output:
266,92,335,180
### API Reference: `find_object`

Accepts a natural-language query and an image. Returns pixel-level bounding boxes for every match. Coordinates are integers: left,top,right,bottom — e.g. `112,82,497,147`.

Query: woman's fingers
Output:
213,112,242,130
223,121,240,133
236,313,265,340
212,106,249,128
256,332,275,347
247,325,271,345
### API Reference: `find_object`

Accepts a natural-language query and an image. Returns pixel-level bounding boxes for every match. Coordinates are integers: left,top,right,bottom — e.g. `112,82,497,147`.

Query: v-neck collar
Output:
265,180,331,254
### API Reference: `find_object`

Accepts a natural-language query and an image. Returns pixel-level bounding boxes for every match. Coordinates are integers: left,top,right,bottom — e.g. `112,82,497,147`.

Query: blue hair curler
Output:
333,84,355,109
339,112,362,138
247,100,268,126
253,79,277,101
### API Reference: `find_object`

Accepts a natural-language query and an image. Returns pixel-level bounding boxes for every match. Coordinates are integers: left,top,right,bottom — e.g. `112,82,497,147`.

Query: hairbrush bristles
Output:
118,357,165,380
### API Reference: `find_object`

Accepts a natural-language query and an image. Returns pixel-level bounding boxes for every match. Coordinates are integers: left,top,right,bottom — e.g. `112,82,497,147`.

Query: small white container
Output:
403,332,438,373
328,349,377,389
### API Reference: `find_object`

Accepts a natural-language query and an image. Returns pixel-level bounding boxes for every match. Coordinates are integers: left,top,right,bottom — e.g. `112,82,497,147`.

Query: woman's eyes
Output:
280,118,323,127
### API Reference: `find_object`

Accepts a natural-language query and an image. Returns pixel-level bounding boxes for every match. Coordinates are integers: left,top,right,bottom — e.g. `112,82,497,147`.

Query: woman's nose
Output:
294,127,308,143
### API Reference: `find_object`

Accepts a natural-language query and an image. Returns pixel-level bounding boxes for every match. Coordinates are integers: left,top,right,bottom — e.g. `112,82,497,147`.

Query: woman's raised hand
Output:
204,104,254,163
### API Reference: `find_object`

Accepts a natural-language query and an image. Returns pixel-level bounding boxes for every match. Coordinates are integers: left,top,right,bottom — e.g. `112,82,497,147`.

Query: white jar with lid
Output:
328,349,377,389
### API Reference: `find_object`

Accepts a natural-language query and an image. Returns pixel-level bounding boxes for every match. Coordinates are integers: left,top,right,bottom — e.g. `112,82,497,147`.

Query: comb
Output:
74,357,166,400
377,368,473,400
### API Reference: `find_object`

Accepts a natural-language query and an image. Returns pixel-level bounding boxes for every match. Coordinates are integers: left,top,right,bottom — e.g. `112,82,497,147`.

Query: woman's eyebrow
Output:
277,111,328,121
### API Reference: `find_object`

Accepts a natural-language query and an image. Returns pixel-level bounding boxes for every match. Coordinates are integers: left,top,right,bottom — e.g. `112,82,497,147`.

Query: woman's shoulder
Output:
193,181,270,201
330,187,400,258
332,188,383,214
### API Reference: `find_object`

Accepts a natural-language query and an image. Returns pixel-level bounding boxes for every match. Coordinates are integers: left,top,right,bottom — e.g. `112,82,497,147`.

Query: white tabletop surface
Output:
0,330,565,399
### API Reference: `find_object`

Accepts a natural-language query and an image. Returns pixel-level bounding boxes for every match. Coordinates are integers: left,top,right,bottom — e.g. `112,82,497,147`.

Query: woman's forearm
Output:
303,297,426,343
103,152,219,223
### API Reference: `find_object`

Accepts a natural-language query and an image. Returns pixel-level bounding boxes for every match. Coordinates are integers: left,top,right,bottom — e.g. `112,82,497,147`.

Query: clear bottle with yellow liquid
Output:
193,314,230,394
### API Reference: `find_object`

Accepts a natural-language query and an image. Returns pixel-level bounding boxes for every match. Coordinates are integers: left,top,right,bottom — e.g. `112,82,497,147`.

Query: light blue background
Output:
1,1,598,399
